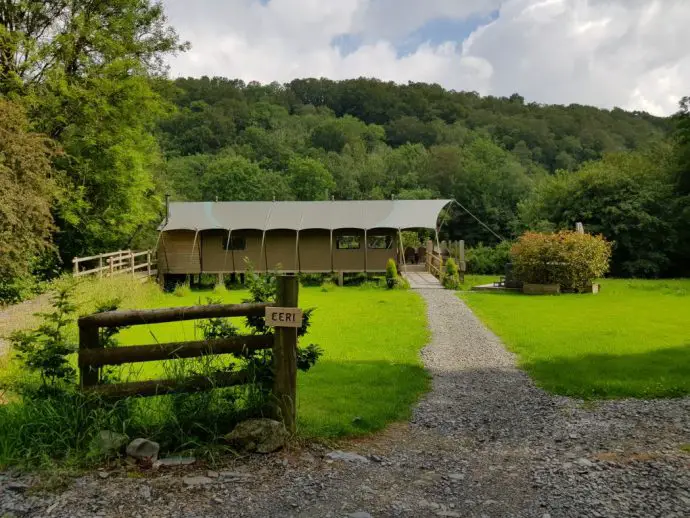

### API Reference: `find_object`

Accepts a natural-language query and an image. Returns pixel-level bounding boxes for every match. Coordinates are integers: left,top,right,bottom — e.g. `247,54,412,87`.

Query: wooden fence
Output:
77,275,300,432
72,250,157,279
425,240,466,281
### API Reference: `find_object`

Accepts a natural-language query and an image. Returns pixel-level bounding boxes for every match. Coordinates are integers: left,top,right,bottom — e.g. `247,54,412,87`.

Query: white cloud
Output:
162,0,690,115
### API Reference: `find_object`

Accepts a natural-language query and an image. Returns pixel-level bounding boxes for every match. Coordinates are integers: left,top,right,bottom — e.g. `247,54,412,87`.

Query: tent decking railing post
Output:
398,228,406,274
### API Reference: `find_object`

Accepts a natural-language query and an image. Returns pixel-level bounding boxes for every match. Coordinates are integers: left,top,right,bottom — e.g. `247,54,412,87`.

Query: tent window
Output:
223,236,246,251
336,235,360,250
367,235,393,249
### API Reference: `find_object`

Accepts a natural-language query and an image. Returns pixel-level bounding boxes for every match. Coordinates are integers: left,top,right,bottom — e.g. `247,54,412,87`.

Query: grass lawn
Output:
117,284,429,437
459,279,690,399
1,277,430,439
458,274,498,291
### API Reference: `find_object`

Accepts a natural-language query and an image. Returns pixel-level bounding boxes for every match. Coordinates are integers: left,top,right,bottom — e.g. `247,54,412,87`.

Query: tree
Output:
200,155,292,201
427,138,533,243
519,146,678,277
287,156,335,201
0,100,58,288
1,0,187,261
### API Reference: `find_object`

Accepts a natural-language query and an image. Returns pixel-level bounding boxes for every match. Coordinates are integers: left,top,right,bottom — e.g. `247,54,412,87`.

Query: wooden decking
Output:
403,271,443,289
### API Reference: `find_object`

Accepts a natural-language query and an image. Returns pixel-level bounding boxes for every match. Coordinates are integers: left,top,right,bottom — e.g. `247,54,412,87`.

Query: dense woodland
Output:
1,1,689,303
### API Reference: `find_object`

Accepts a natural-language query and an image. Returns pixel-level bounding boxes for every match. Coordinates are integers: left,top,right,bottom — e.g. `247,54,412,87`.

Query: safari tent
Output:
157,200,451,281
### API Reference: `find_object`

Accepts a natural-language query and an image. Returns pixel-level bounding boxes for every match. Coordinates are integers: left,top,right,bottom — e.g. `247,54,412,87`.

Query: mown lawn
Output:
112,284,430,437
459,279,690,399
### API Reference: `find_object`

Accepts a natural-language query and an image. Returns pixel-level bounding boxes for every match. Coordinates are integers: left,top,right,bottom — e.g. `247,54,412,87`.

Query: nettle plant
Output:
10,285,128,394
198,268,322,387
11,285,78,394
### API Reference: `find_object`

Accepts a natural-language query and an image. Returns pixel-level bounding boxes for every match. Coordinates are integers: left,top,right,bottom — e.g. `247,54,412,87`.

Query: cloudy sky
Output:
161,0,690,116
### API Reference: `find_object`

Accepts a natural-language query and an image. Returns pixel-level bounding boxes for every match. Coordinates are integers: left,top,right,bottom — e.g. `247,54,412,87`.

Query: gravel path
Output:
0,293,53,358
1,289,688,517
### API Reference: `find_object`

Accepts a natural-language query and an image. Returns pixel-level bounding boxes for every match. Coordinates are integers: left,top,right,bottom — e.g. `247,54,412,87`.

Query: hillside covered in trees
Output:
1,0,689,304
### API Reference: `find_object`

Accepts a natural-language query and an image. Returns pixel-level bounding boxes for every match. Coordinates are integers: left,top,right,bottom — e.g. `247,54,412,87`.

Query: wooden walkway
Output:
403,271,444,289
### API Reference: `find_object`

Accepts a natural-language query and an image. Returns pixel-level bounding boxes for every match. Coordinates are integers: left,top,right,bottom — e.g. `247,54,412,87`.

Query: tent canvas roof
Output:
160,200,452,232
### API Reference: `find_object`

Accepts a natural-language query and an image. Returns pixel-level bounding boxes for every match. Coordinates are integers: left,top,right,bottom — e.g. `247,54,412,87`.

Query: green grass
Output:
114,284,429,437
458,274,498,291
2,277,430,441
459,279,690,399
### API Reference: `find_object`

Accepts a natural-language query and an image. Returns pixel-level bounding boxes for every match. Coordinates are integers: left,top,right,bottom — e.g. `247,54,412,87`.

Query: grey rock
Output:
6,482,29,492
225,419,289,453
156,456,196,467
325,450,370,463
219,471,253,479
182,476,214,487
91,430,127,457
575,458,594,467
347,513,372,518
126,438,160,461
139,485,151,501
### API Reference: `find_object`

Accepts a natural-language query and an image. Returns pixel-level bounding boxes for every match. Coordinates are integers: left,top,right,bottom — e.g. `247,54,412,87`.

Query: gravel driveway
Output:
1,289,688,517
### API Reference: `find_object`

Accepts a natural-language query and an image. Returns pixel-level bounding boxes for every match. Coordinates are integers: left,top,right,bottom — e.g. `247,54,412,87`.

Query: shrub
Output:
299,273,327,287
466,242,512,274
442,258,461,290
385,259,398,289
172,282,191,297
510,231,612,292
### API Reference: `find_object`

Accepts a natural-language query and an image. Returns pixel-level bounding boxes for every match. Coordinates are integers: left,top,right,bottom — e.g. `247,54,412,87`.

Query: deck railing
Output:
72,250,157,279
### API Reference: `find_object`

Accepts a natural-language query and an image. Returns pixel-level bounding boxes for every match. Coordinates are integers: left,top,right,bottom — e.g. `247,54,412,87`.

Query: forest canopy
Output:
0,0,688,303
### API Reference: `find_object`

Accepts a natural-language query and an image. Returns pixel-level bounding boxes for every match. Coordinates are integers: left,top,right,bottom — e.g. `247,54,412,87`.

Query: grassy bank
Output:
459,279,690,399
0,276,429,466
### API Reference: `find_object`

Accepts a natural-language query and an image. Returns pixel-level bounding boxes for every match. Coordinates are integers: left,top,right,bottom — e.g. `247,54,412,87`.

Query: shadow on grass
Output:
297,359,429,438
523,344,690,399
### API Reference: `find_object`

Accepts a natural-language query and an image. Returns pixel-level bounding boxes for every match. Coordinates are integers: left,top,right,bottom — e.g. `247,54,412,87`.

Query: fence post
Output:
99,256,103,279
109,257,114,277
426,239,433,273
147,251,152,277
272,275,298,434
79,321,101,388
130,252,135,277
73,258,79,276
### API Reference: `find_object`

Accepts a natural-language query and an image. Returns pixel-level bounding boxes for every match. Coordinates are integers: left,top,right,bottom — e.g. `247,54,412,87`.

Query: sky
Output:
161,0,690,116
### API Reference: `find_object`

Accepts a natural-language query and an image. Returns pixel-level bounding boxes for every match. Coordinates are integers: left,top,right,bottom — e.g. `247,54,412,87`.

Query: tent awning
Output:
160,200,452,232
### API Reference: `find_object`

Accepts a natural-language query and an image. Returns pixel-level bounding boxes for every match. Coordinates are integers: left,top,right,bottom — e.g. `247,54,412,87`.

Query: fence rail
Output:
425,239,466,281
77,276,300,431
72,249,157,279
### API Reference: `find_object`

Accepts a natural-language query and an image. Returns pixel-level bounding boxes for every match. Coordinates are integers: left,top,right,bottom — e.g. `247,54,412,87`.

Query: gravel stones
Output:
325,451,370,463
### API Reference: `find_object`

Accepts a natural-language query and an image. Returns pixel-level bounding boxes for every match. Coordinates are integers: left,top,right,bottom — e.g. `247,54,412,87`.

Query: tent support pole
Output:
364,229,368,274
398,228,406,274
295,230,300,274
260,230,267,272
329,229,334,273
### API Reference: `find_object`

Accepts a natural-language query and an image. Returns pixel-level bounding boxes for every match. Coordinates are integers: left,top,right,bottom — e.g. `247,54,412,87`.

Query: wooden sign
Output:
265,307,303,328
